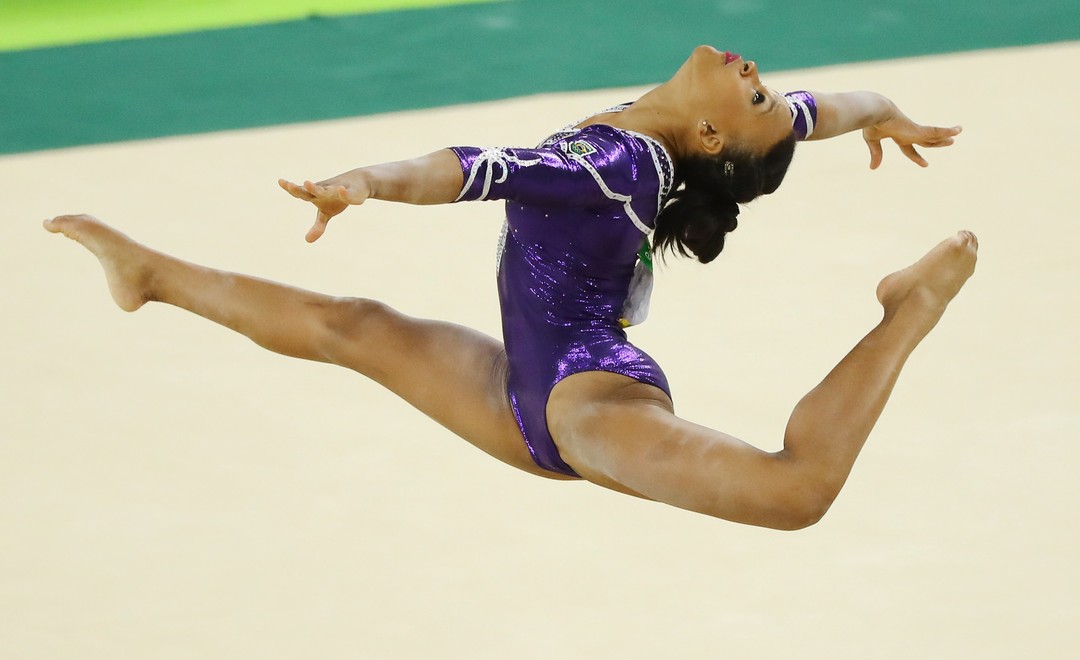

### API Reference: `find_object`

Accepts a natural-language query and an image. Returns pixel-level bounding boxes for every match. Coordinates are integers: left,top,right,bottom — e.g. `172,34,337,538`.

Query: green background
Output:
0,0,497,51
2,0,1078,155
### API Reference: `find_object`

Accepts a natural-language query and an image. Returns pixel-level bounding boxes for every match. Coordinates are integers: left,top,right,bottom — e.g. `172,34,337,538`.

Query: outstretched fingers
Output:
912,125,961,151
899,128,961,168
924,125,963,143
866,124,963,169
280,178,351,242
306,211,331,243
278,178,314,201
867,138,884,170
303,179,336,198
900,143,928,168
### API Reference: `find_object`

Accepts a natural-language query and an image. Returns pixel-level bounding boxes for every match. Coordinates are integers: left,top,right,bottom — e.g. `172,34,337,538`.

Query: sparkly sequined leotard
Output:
451,93,818,478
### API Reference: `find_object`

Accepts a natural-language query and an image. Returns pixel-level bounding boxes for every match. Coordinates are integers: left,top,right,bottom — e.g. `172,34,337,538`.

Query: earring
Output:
723,161,735,176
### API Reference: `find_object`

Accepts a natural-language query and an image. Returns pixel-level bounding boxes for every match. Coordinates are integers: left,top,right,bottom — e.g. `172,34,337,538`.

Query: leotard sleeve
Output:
784,91,818,141
449,126,669,224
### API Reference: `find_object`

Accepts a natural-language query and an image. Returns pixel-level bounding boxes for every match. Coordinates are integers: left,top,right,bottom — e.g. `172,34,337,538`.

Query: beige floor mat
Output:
2,42,1078,659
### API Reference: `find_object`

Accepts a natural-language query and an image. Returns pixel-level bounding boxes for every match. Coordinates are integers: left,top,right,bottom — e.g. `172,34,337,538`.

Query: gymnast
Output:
46,46,976,530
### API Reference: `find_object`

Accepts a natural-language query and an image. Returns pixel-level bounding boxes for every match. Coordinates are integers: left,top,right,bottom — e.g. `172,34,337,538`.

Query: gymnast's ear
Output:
698,120,725,156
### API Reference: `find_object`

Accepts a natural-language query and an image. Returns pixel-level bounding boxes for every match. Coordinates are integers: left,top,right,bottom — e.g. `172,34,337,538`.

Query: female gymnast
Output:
46,46,976,530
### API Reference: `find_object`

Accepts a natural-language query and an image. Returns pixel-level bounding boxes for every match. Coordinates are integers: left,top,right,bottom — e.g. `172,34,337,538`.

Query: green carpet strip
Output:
0,0,499,52
2,0,1078,155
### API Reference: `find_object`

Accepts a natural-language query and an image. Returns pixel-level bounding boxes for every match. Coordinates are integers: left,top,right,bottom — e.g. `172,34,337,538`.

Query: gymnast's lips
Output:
724,51,741,64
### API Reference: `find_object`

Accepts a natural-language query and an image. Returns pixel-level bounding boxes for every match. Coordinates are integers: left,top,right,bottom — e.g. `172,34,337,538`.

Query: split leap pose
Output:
46,46,976,530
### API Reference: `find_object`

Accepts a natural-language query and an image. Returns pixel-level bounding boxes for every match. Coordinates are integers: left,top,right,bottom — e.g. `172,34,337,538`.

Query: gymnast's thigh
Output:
549,371,803,521
333,302,573,479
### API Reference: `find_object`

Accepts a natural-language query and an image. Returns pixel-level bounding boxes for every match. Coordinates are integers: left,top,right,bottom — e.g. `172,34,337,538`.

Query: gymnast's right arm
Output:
279,149,465,242
281,137,631,242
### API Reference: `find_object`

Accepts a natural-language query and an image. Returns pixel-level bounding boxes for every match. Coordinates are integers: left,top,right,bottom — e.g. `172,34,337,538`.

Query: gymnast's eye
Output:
753,90,765,105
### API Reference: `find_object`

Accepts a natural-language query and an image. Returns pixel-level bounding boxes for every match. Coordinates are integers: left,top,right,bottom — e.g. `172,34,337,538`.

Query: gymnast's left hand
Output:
278,175,371,243
862,115,962,170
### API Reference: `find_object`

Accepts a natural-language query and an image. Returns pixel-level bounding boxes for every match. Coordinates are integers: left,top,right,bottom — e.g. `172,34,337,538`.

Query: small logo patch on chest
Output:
565,140,597,157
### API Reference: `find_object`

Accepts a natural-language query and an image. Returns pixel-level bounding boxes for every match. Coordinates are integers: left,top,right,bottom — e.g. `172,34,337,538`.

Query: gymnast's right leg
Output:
44,214,560,479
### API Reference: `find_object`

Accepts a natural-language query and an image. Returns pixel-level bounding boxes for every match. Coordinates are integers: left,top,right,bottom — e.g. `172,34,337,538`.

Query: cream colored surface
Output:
2,43,1078,659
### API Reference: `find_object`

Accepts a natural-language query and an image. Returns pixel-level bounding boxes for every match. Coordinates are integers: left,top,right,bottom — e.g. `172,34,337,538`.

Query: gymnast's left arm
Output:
800,90,962,169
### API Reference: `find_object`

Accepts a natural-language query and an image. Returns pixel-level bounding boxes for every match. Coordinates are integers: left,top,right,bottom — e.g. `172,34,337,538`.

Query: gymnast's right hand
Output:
278,174,371,243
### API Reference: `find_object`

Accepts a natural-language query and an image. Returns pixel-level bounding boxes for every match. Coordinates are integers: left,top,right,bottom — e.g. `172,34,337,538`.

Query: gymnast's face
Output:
684,45,793,156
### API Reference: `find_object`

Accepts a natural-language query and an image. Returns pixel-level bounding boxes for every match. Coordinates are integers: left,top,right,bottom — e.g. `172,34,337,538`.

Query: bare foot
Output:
44,214,155,312
876,231,978,333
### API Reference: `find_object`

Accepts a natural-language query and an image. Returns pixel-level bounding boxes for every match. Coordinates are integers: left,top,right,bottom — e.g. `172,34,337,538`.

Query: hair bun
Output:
653,134,796,264
676,187,739,263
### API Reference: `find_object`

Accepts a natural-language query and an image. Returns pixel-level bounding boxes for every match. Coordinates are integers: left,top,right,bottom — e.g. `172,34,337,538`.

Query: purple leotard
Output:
452,93,818,478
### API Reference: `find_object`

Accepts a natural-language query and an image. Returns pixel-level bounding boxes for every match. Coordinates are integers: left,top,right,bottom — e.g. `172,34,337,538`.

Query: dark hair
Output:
654,132,797,263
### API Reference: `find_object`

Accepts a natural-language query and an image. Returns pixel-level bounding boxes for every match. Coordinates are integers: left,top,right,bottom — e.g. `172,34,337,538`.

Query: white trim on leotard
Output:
566,150,651,235
618,128,674,220
786,96,816,139
455,147,543,202
546,104,674,236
